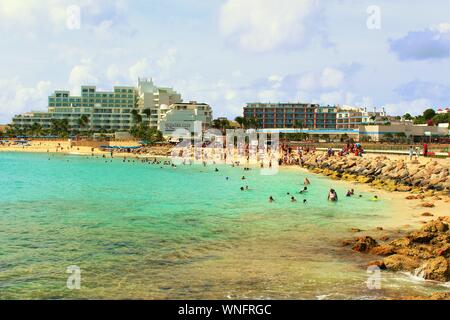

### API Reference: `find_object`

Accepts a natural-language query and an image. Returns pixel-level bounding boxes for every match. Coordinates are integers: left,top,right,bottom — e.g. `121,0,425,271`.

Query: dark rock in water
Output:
352,236,378,253
421,212,433,217
383,254,421,272
415,256,450,282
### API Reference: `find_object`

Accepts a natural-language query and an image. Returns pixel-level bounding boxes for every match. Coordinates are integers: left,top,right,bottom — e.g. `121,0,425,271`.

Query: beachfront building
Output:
243,103,337,129
136,78,182,128
436,108,449,114
11,79,186,133
359,123,449,142
336,106,387,129
260,123,448,142
158,102,213,136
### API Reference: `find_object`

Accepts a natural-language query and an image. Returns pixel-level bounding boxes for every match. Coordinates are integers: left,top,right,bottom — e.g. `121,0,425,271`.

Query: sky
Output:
0,0,449,123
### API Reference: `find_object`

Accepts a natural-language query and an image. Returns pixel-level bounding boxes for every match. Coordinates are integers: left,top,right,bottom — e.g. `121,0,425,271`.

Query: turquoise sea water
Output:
0,152,447,299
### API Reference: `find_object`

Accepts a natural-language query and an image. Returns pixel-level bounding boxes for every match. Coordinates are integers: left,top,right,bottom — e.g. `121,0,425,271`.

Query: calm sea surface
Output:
0,152,446,299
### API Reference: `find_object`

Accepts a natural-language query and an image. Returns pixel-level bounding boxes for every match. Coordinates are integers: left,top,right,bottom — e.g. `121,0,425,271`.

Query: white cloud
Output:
384,99,431,116
0,0,131,34
128,59,151,81
219,0,319,52
68,60,98,94
106,64,128,84
156,48,178,72
0,78,51,123
320,67,344,89
431,22,450,33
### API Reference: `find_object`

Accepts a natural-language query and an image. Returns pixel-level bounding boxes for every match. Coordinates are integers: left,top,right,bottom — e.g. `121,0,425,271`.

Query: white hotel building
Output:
11,78,212,136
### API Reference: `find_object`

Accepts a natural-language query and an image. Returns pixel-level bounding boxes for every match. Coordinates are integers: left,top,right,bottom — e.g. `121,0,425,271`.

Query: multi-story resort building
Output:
243,103,387,130
336,106,387,129
243,103,337,129
244,102,448,142
159,102,213,136
11,78,212,136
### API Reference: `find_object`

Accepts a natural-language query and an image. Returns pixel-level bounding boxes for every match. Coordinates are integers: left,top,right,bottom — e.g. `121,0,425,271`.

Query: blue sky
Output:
0,0,449,123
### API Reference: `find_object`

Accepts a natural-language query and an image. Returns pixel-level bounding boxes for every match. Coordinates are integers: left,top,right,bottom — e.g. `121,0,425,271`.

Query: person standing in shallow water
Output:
328,189,338,202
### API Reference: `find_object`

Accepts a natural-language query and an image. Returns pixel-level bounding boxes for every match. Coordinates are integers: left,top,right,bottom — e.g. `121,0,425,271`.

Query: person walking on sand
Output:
423,143,428,157
408,146,414,160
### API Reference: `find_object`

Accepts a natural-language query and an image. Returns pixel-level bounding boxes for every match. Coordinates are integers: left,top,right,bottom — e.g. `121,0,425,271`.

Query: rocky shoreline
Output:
342,218,450,300
298,152,449,298
300,152,449,193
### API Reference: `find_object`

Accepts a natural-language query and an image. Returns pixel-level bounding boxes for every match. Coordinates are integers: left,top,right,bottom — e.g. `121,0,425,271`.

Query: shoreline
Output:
1,145,449,299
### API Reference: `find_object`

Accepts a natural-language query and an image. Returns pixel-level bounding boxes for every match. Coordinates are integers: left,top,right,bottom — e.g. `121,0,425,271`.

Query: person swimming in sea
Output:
370,195,379,201
215,168,219,172
241,176,246,180
291,196,297,202
303,199,307,204
328,189,338,202
240,187,244,191
245,186,249,190
346,190,352,197
304,177,310,185
269,196,274,203
299,187,308,194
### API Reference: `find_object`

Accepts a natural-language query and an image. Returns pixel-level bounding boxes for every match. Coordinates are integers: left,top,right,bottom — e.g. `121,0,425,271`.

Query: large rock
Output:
421,221,449,233
407,231,435,243
370,244,396,256
383,254,421,272
415,257,450,282
352,236,378,253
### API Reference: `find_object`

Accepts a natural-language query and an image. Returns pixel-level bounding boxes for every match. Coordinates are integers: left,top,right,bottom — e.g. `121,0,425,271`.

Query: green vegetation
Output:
129,123,163,144
409,108,449,126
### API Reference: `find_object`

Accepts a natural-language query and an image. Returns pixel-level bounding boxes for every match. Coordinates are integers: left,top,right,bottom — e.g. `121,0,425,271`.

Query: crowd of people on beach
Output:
42,140,386,206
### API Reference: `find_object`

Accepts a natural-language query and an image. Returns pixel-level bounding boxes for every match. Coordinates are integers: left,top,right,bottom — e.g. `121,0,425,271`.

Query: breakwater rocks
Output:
301,153,450,192
345,218,450,283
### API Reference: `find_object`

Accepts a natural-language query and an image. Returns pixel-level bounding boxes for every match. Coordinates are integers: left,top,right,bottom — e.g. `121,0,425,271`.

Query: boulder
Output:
383,254,421,272
416,257,450,282
421,220,449,233
407,231,435,243
420,202,435,208
435,244,450,258
352,236,378,253
370,244,396,256
421,212,434,217
389,238,412,248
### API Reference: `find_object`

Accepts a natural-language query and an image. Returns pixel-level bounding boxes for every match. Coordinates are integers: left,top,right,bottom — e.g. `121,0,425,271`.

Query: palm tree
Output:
77,115,90,131
235,116,244,129
30,122,44,137
50,119,70,138
131,109,143,124
142,109,152,120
